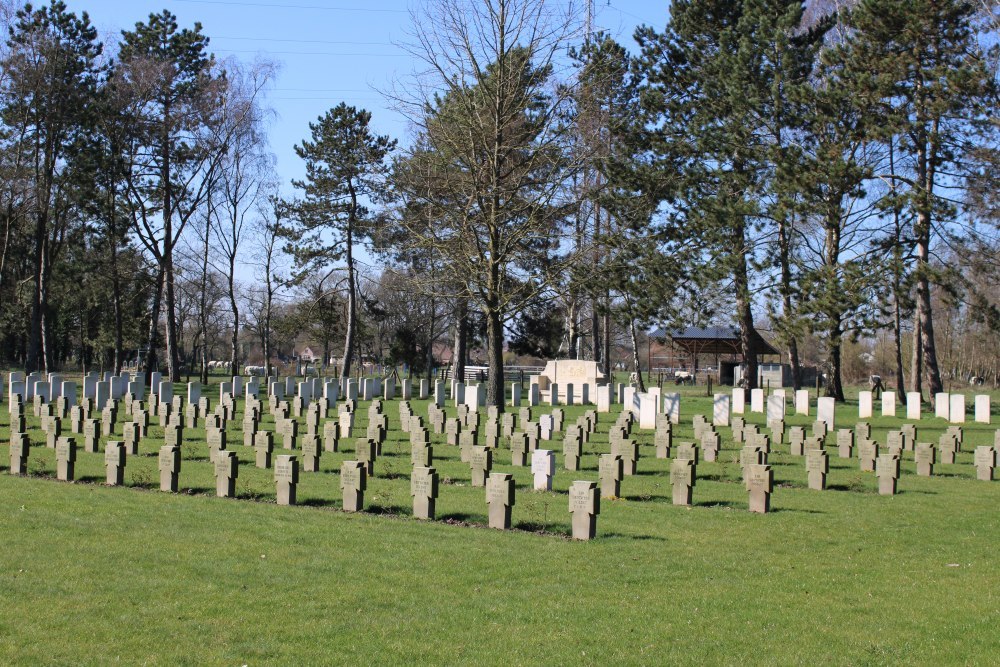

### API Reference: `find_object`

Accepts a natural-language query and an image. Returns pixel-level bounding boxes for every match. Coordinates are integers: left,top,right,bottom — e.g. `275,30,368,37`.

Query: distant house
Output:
299,347,319,363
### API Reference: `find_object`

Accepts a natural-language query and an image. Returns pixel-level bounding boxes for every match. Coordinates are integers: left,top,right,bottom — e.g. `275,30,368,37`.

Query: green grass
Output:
1,382,998,665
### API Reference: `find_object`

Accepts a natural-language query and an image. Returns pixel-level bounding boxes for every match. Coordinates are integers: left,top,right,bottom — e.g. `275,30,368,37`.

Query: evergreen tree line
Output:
0,0,997,408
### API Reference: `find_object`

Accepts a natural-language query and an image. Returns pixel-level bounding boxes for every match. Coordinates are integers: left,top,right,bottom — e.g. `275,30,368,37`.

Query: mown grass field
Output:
1,379,998,665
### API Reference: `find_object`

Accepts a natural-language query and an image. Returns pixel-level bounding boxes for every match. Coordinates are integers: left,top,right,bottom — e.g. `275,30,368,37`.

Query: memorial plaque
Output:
562,430,582,471
598,454,623,499
55,437,77,481
275,455,299,505
701,431,721,462
340,460,366,512
9,433,29,475
301,434,321,472
876,455,900,495
675,442,699,465
410,435,432,466
568,480,600,540
747,464,773,513
104,441,126,485
836,429,854,459
859,440,878,472
355,438,376,475
855,422,871,441
914,442,935,476
158,445,181,491
611,438,639,476
789,426,805,456
410,466,439,519
654,426,672,459
510,432,528,466
470,446,493,487
670,458,695,506
215,450,239,498
486,473,515,529
531,449,555,491
805,449,828,490
254,431,274,468
973,446,995,481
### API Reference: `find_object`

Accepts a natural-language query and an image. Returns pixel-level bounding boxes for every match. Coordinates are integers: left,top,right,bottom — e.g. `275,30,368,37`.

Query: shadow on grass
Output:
768,506,825,514
599,532,667,542
365,503,409,516
622,494,670,503
77,474,106,484
695,500,742,509
437,511,478,523
298,497,339,509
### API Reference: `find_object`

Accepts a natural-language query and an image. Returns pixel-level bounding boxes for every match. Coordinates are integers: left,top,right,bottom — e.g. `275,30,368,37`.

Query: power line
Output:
213,48,406,57
211,35,394,46
171,0,407,13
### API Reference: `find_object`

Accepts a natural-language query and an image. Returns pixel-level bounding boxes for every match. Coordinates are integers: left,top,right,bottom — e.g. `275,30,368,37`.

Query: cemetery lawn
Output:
1,384,999,665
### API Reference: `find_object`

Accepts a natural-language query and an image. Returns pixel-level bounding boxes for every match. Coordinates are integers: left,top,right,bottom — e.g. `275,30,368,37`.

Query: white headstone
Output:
713,394,731,426
418,379,429,400
905,392,921,420
766,394,785,422
84,375,98,400
817,397,836,431
49,374,63,399
731,387,745,414
881,391,896,417
529,383,540,407
531,449,555,491
974,394,990,424
187,382,201,406
510,382,522,407
949,394,965,423
638,393,657,429
750,388,764,413
795,389,810,416
269,381,285,400
663,392,681,424
453,382,465,407
858,391,873,418
298,381,313,402
433,381,445,408
622,387,635,414
60,381,77,407
596,385,612,413
98,380,112,410
934,393,950,419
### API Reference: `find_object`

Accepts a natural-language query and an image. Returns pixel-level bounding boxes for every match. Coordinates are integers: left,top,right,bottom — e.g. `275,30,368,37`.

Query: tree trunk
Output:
485,306,505,410
229,273,239,378
144,266,164,383
910,305,922,397
777,211,801,390
628,314,645,393
453,298,467,383
340,213,357,378
164,247,180,382
26,210,47,373
733,217,757,396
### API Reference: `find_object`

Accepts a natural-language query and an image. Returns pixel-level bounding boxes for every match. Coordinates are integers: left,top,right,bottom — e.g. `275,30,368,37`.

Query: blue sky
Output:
65,0,669,194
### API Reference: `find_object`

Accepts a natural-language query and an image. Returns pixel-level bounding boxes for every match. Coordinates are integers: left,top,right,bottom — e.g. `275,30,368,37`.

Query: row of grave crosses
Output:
7,385,1000,539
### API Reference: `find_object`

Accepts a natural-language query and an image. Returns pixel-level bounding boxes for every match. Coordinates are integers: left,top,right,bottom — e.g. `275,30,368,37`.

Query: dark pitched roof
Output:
650,325,780,357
